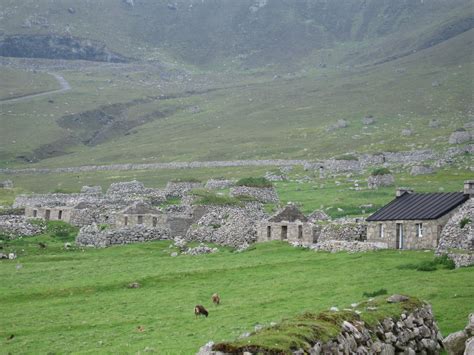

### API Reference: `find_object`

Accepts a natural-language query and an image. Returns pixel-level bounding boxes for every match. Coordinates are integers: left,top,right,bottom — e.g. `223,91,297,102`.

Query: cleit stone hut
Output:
257,203,314,245
366,181,472,249
117,202,165,228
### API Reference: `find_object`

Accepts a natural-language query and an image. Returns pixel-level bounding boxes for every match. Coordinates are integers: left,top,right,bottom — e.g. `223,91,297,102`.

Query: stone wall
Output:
0,215,45,238
0,180,13,189
229,186,279,203
314,222,367,243
309,240,387,253
165,181,203,198
76,224,170,248
436,199,473,268
257,221,314,244
202,297,443,354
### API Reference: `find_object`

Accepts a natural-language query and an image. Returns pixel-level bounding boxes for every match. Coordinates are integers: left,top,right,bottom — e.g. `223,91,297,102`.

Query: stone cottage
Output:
116,202,165,228
366,181,473,249
257,204,314,244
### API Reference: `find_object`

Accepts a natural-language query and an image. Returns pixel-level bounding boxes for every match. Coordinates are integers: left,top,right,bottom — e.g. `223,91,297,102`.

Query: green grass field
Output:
0,225,473,353
0,69,59,101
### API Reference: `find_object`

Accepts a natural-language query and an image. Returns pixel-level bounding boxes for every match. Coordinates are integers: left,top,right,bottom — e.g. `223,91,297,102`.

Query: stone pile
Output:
310,240,385,253
368,174,395,189
186,203,267,248
204,179,235,190
229,186,279,203
436,199,473,268
362,116,376,125
76,224,170,248
325,159,361,173
183,243,218,255
0,216,44,238
443,313,474,355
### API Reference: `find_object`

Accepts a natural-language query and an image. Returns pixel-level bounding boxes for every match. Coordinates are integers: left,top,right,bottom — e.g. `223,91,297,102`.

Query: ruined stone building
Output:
257,204,314,244
116,202,165,228
366,181,473,249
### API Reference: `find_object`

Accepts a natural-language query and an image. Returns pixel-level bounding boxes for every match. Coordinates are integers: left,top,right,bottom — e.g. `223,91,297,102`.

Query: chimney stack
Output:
396,188,414,197
464,180,474,197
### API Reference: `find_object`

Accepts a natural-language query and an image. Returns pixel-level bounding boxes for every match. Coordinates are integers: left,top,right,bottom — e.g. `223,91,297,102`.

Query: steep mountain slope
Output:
0,0,472,67
0,0,472,168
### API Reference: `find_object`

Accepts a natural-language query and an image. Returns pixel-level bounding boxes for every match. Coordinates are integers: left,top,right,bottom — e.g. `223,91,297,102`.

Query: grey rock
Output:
443,330,468,355
387,294,409,303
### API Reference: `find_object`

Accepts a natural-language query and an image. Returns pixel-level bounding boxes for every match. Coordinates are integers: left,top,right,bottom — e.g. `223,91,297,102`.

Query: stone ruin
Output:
229,186,279,203
367,173,395,189
436,198,474,268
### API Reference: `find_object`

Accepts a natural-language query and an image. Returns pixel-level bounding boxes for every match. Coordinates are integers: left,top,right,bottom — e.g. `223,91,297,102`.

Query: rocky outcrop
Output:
229,186,279,203
0,35,128,63
0,216,44,238
437,199,473,268
368,174,395,189
76,224,170,248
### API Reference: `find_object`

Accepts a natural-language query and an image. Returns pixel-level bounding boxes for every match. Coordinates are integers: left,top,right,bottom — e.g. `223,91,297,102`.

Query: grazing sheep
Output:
194,305,209,318
211,293,220,305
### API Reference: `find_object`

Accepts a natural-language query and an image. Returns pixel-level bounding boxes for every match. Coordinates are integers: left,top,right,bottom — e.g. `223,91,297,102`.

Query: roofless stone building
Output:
257,204,314,244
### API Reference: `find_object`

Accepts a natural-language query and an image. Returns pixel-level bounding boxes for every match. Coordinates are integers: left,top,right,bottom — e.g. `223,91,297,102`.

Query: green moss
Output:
371,168,392,176
213,296,423,353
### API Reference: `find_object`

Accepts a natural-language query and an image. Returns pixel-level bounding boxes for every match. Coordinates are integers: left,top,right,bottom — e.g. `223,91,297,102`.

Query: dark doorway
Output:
58,210,63,220
267,226,271,240
298,225,303,240
281,225,288,240
45,209,51,221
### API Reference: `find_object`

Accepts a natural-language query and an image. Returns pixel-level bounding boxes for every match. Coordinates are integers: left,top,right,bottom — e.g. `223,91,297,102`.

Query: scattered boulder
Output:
449,130,472,144
183,243,218,256
127,282,141,289
67,7,76,14
327,119,348,131
362,115,376,125
429,119,440,128
401,128,413,136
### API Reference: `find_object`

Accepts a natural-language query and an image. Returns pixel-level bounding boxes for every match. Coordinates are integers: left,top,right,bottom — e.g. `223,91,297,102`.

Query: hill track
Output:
0,72,71,104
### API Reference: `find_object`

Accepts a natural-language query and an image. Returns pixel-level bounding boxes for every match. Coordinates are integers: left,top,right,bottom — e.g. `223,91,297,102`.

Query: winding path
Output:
0,73,71,104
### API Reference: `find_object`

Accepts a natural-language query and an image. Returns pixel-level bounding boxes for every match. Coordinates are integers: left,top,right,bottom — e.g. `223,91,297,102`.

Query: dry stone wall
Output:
314,222,367,243
76,224,170,248
201,298,443,355
229,186,279,203
0,215,45,238
436,199,473,268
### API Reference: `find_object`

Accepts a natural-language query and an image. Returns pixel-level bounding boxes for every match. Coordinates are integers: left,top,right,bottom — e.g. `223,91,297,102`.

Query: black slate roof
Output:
366,192,469,221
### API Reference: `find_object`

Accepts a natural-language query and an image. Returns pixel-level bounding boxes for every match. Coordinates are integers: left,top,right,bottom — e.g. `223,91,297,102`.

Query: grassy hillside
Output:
0,69,59,100
0,232,473,353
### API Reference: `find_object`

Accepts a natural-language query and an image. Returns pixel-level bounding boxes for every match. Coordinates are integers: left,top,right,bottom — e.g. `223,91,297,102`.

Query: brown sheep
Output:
194,305,208,318
211,293,220,305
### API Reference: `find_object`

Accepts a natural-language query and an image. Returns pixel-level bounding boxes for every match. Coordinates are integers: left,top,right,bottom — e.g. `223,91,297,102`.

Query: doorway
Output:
281,225,288,240
396,223,404,249
45,209,51,221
